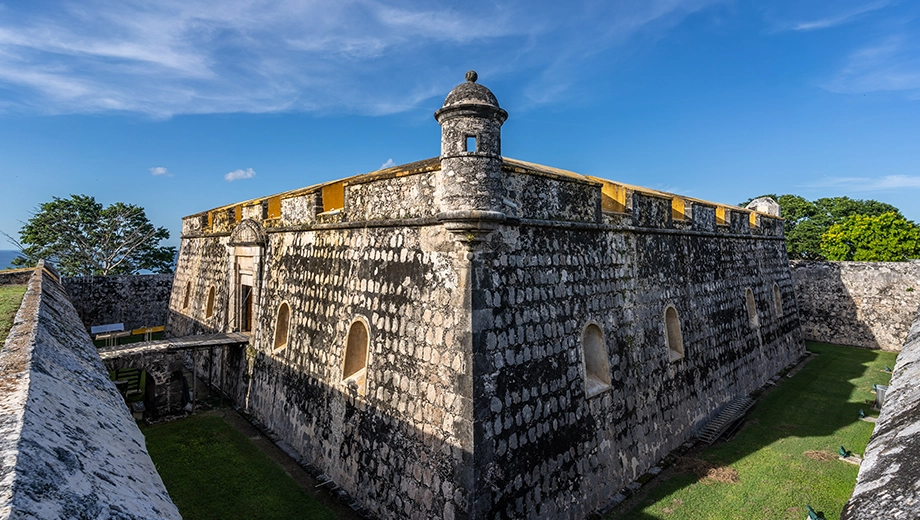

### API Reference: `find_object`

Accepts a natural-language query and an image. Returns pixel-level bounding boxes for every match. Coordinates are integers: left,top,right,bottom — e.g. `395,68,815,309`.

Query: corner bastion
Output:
0,262,179,519
168,73,805,518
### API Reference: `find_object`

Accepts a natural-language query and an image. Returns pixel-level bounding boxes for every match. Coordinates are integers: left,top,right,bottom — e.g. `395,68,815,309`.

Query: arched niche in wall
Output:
182,281,191,310
206,286,216,319
227,219,266,335
581,323,611,397
273,302,291,352
746,287,759,327
664,305,684,362
773,283,783,316
342,317,370,396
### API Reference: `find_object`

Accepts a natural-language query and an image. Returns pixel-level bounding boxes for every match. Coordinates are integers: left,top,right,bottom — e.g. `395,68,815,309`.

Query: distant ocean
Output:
0,250,21,270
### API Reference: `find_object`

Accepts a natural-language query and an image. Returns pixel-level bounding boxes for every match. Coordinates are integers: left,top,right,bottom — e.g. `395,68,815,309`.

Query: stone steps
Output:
697,395,755,445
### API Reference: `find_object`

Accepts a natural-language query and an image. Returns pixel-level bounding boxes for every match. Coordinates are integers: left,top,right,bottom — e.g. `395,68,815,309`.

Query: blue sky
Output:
1,0,919,249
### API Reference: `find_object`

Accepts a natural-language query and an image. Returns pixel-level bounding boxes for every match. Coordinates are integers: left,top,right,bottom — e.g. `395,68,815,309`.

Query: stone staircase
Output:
697,395,756,444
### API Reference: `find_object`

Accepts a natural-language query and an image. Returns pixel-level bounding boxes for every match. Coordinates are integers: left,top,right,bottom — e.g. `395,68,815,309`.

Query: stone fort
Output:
163,72,804,518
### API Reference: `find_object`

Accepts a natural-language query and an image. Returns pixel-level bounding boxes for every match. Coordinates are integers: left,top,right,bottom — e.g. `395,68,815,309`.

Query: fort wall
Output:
168,159,803,518
62,273,173,332
0,262,179,519
842,305,920,519
791,260,920,350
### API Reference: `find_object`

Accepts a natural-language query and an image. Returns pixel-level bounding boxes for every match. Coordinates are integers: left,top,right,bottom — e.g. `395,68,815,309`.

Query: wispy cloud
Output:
0,0,722,117
225,168,256,182
802,175,920,191
379,158,395,169
149,166,171,176
822,35,920,95
772,1,890,32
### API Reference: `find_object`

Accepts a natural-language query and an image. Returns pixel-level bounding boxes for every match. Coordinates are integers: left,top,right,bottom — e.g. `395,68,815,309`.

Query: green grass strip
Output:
142,413,337,520
0,285,27,344
609,341,897,520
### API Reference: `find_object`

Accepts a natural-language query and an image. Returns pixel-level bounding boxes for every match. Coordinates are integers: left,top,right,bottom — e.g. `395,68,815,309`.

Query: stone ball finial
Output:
465,70,478,83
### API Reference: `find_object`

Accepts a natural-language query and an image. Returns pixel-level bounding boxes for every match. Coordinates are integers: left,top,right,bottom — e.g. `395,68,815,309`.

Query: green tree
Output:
6,195,175,276
741,194,902,260
821,212,920,261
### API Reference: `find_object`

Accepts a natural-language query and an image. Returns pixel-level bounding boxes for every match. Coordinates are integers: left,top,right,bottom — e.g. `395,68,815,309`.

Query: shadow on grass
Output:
142,411,340,520
608,341,897,520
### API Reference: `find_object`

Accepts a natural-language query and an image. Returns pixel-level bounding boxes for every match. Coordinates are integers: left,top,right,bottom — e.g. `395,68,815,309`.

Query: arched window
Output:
773,283,783,316
342,318,369,395
664,305,684,362
581,323,611,397
745,288,758,327
206,286,216,319
273,303,290,351
182,281,191,310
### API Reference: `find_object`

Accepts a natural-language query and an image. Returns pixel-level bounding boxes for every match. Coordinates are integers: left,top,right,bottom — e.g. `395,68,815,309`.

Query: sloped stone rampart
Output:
62,274,174,332
791,261,920,350
842,307,920,519
0,262,179,519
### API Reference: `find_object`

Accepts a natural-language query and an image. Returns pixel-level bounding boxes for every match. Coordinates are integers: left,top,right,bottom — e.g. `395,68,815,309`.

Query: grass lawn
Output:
609,341,897,520
141,413,338,520
0,285,27,344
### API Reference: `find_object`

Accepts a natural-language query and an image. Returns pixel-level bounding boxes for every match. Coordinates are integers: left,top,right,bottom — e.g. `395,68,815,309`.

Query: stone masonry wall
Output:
169,158,803,519
62,274,174,332
842,306,920,519
243,225,472,519
791,261,920,350
0,262,179,519
0,269,31,287
469,205,802,519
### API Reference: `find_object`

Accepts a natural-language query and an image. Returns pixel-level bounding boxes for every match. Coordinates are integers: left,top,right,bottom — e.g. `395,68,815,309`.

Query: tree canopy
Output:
740,194,904,260
821,212,920,261
6,195,175,276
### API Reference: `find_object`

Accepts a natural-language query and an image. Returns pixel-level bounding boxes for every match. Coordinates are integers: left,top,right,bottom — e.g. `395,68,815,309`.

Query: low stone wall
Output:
62,274,173,332
791,261,920,350
0,262,180,519
0,268,32,286
842,306,920,519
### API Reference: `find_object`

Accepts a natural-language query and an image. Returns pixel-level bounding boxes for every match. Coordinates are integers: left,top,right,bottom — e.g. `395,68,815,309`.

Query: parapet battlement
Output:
181,156,783,239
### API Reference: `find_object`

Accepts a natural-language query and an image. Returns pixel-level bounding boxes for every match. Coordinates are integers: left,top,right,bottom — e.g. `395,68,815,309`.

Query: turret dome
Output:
441,70,501,109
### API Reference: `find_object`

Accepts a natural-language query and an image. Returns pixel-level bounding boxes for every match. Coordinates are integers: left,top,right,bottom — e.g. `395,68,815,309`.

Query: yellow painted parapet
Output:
672,198,686,221
749,211,759,228
267,195,281,219
322,182,345,213
234,205,242,223
716,207,729,226
600,182,627,213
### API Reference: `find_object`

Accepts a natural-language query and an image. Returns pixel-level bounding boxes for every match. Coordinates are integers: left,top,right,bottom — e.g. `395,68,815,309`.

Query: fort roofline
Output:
181,156,783,239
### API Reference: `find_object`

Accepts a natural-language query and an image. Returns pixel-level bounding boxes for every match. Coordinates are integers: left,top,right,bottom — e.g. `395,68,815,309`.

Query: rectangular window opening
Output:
465,135,477,153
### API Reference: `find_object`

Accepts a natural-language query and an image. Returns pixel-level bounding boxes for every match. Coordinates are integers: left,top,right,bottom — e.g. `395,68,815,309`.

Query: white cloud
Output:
822,35,920,95
773,1,889,32
802,175,920,191
379,158,395,169
0,0,722,117
149,166,170,176
224,168,256,182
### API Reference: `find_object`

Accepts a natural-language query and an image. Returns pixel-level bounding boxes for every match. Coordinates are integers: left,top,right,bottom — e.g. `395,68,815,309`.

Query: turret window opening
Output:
465,135,477,152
